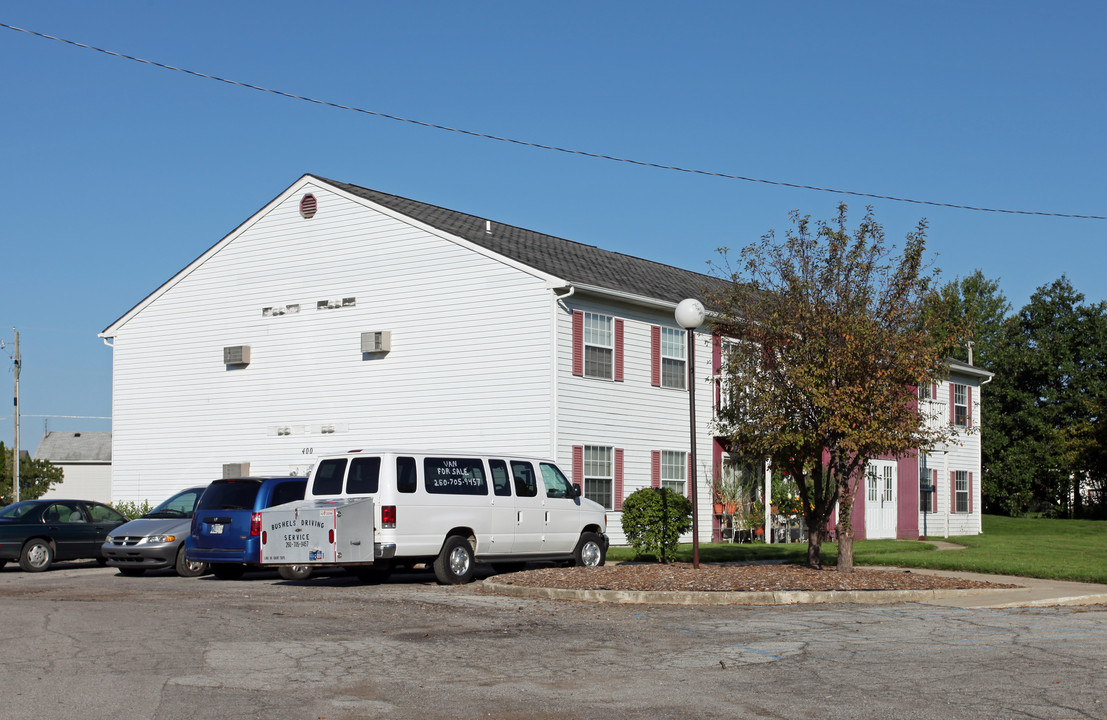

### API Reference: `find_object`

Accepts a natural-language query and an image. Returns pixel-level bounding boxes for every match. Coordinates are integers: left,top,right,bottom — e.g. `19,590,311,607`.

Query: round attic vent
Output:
299,193,318,219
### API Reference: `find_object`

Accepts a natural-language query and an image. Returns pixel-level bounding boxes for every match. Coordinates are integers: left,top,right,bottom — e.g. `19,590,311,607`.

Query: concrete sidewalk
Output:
879,567,1107,609
481,569,1107,608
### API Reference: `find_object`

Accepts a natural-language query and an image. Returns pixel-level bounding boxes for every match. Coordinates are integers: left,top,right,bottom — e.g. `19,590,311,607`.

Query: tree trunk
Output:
835,476,856,573
806,527,822,568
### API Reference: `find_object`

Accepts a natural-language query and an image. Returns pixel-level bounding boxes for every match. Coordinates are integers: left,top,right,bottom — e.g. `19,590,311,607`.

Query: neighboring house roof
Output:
320,177,731,305
947,358,995,380
34,432,112,463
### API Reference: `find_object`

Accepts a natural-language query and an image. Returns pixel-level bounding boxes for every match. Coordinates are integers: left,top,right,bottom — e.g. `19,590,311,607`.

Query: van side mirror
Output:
568,483,581,499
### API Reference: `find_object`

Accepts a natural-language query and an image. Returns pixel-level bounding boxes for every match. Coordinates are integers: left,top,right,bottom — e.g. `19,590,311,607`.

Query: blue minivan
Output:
185,477,307,580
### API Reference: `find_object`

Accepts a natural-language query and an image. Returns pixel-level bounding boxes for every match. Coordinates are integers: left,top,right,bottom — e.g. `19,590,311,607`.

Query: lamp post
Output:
675,299,705,569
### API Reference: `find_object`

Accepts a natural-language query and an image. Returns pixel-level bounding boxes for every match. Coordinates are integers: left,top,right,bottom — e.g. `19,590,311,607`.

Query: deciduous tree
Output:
0,442,64,504
709,205,959,571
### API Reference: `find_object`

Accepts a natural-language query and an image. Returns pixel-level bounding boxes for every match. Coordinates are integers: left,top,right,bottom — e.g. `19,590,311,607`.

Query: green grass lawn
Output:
607,515,1107,584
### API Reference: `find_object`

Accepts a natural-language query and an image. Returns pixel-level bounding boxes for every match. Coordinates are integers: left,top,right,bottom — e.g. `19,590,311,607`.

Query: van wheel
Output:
20,539,53,572
433,536,475,585
278,565,313,581
175,546,208,578
572,533,606,567
211,564,246,580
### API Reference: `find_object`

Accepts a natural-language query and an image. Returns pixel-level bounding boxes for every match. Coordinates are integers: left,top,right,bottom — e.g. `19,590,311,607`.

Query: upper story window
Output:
953,383,968,427
583,313,614,380
660,328,686,389
918,382,934,400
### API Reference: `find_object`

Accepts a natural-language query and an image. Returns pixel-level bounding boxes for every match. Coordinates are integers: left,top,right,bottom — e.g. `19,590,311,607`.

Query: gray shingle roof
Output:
34,432,112,463
319,177,729,306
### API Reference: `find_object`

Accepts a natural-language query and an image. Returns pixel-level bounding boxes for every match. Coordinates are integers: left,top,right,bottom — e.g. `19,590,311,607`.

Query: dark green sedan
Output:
0,499,127,572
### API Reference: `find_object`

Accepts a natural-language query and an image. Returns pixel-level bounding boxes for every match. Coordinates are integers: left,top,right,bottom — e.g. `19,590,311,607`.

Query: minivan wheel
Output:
573,532,606,567
19,539,53,572
211,564,246,580
175,546,208,578
278,565,313,581
433,536,475,585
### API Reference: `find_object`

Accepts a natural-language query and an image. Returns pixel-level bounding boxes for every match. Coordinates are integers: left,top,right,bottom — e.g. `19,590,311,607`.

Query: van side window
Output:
424,457,487,495
540,463,573,499
270,481,306,506
489,460,512,497
347,457,381,494
313,458,347,496
511,461,538,498
396,457,417,493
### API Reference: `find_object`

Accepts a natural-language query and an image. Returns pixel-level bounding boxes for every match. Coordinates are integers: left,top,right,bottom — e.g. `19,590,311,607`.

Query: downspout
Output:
551,285,575,459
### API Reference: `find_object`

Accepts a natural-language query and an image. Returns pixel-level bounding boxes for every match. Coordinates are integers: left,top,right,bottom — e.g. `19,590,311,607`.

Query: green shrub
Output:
620,487,693,562
113,500,152,520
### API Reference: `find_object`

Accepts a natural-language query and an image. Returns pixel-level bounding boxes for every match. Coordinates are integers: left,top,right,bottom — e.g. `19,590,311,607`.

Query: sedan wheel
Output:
20,539,54,572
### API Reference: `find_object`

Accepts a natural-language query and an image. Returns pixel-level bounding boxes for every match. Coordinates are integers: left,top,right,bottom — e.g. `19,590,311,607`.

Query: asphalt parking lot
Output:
2,562,1105,720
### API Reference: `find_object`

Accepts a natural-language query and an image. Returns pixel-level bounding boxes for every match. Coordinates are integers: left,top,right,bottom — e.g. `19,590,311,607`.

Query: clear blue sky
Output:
2,2,1104,454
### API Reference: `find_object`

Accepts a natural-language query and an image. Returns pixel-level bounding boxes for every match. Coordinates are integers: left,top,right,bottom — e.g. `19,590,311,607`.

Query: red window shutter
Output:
650,450,661,488
949,383,956,424
614,448,625,510
950,471,956,513
968,471,974,514
650,325,661,387
932,382,938,399
614,319,625,382
687,452,694,501
967,386,973,427
572,445,584,493
571,311,584,376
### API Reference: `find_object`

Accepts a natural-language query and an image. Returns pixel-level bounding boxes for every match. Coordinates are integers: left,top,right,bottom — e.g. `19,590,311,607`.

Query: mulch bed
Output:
490,562,1021,593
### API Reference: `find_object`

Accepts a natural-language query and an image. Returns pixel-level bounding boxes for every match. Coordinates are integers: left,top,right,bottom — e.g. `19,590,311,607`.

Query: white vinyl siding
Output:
107,183,554,503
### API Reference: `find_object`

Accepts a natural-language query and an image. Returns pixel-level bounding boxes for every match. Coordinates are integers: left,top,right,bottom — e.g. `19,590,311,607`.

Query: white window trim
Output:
660,450,687,494
583,312,614,381
583,445,614,510
660,327,686,390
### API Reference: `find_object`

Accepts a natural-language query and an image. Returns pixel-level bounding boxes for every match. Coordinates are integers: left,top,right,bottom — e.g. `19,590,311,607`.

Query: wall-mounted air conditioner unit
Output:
223,345,251,366
223,462,250,478
361,331,392,354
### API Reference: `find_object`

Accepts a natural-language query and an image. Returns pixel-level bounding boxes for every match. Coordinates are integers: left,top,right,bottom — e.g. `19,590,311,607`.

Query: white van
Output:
258,450,608,584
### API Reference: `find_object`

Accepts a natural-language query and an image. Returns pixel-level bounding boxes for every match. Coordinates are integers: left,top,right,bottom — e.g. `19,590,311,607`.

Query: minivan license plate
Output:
210,523,224,534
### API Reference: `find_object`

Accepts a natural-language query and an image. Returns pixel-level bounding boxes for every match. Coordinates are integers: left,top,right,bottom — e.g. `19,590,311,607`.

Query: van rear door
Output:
192,479,263,554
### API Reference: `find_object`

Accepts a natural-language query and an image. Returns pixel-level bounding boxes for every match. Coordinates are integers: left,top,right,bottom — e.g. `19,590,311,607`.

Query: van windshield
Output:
197,481,262,510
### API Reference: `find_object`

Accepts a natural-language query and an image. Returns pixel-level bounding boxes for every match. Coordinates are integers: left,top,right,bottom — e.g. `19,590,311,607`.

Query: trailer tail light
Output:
329,529,335,544
250,512,262,536
382,505,396,528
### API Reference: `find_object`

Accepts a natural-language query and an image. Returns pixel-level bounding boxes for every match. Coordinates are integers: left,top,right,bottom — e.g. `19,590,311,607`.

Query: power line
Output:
3,21,1104,222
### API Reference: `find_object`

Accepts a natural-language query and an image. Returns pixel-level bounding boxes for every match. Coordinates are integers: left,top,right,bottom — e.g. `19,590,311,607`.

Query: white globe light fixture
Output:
675,298,705,569
675,298,705,330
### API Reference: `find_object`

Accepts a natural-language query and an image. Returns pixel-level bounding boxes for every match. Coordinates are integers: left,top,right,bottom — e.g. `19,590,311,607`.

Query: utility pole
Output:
12,329,20,503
